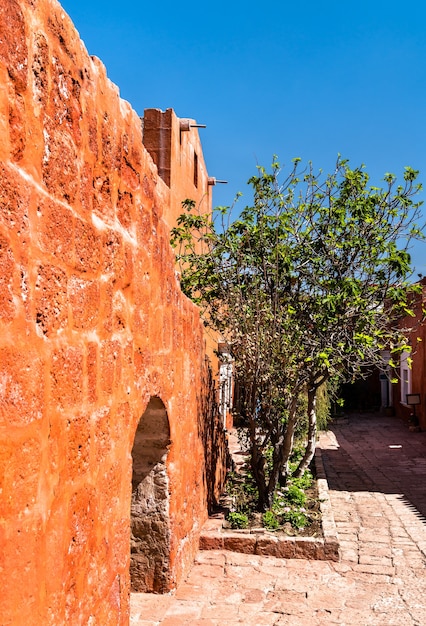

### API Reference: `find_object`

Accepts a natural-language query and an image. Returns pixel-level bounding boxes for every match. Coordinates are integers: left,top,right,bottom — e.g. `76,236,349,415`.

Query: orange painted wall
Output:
0,0,227,623
393,278,426,430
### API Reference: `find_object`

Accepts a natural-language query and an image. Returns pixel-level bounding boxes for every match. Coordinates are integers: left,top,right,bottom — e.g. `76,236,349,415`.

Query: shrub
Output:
262,510,279,530
282,509,308,529
227,511,249,529
290,469,313,491
283,485,307,507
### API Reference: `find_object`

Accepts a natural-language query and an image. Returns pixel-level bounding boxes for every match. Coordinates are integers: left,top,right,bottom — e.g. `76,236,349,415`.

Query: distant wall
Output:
393,278,426,430
0,1,227,623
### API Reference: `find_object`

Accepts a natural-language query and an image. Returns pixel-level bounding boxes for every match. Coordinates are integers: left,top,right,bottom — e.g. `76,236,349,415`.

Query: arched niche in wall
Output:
130,396,171,593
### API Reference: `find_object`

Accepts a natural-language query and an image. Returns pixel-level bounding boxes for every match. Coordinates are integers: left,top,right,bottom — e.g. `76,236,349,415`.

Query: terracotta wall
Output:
0,0,227,623
143,107,214,230
393,279,426,430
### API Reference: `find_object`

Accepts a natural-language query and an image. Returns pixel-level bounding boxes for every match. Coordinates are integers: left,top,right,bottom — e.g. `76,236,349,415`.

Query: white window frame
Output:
219,352,233,427
380,350,393,408
400,350,412,405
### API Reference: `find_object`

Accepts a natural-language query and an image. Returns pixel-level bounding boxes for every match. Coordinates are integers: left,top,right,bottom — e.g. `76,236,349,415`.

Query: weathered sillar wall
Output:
0,0,227,623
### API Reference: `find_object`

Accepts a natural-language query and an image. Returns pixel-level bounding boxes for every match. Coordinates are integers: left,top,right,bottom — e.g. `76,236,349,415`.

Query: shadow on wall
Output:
130,397,171,593
197,364,230,513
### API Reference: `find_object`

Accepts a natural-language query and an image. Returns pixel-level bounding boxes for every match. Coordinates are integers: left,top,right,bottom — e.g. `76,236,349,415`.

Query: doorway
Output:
130,396,171,593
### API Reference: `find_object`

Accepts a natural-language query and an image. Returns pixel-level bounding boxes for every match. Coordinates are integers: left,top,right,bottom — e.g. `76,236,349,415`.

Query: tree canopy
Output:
171,156,425,510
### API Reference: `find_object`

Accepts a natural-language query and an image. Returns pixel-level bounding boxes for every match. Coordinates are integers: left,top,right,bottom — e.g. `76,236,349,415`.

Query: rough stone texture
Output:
0,1,227,624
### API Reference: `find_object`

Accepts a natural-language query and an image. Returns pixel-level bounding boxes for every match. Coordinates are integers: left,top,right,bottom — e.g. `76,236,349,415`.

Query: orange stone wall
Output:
0,0,227,623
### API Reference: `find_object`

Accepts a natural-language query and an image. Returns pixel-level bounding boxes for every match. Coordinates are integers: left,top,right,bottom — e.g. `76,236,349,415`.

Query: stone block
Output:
47,10,78,62
65,413,91,479
0,346,44,426
123,241,134,288
223,534,256,554
117,189,134,229
34,263,68,336
0,163,30,235
116,401,132,437
0,518,43,623
121,155,140,190
9,89,26,161
86,341,98,404
102,228,124,276
42,123,78,204
69,275,100,329
1,436,42,515
99,339,122,397
324,539,341,562
93,169,113,219
0,233,16,321
74,215,101,273
199,534,224,551
93,406,113,465
293,538,322,560
50,57,82,145
50,346,84,409
37,197,74,266
80,161,95,212
0,0,27,92
256,536,292,558
32,33,49,110
101,111,121,172
101,280,114,332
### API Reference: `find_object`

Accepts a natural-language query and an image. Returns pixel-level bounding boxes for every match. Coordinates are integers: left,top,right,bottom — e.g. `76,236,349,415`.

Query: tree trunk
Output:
278,397,299,488
247,410,268,511
266,424,286,506
294,385,317,477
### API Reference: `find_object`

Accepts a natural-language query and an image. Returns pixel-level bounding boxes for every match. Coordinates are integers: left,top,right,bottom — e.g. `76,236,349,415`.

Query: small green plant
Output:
288,444,305,474
283,485,307,507
262,510,279,530
222,436,318,535
225,469,258,515
227,511,249,529
282,509,308,529
290,469,313,491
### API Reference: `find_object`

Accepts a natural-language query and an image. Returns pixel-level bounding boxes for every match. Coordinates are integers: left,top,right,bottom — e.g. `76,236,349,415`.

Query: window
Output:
400,351,412,404
193,151,198,188
218,344,233,426
380,350,392,408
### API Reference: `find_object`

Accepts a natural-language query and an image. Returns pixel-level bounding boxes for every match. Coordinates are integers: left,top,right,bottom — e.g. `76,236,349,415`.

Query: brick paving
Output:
130,414,426,625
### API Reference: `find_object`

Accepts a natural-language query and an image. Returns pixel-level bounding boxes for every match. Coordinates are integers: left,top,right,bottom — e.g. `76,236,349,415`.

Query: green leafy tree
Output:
171,156,424,511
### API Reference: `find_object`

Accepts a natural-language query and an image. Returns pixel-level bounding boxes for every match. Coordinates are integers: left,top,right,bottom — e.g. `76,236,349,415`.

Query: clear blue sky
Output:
60,0,426,275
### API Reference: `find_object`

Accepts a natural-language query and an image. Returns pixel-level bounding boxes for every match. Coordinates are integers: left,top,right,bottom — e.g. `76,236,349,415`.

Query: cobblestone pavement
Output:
130,414,426,625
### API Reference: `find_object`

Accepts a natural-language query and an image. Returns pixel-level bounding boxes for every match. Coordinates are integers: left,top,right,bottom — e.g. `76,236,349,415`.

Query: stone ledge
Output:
199,446,341,562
